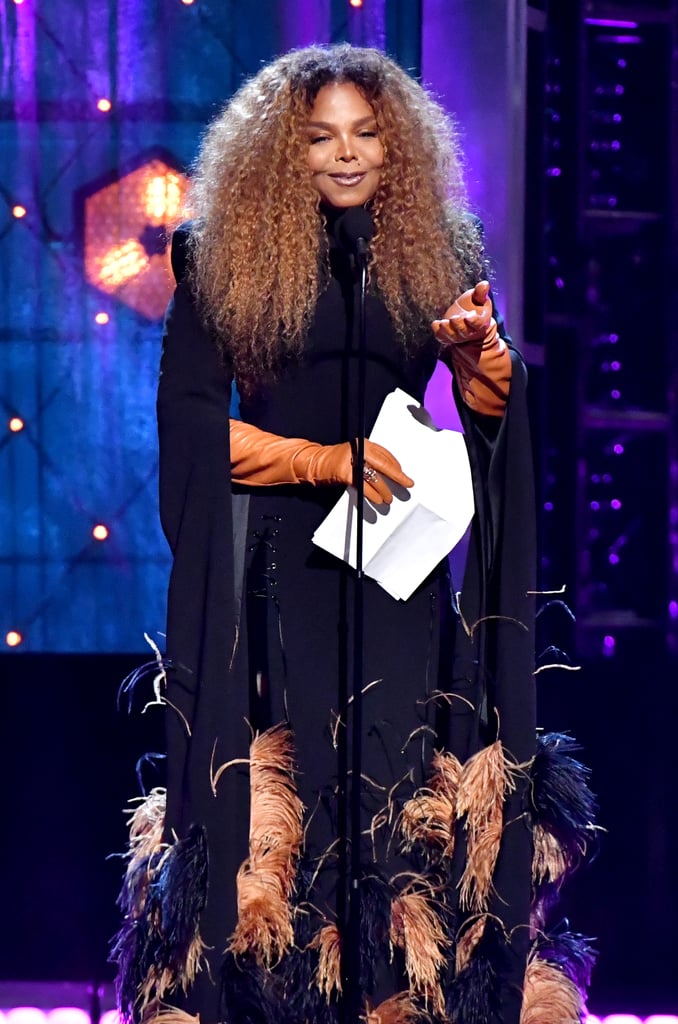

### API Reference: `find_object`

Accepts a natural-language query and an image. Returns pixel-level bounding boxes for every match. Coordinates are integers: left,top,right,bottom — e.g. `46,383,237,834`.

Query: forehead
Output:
308,81,376,123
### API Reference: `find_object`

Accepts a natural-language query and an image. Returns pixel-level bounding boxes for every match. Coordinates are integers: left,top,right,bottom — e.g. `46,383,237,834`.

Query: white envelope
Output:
312,388,475,600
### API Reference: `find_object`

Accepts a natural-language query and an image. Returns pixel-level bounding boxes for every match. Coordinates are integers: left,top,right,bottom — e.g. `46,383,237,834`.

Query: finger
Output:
364,476,393,505
365,443,414,488
471,280,490,306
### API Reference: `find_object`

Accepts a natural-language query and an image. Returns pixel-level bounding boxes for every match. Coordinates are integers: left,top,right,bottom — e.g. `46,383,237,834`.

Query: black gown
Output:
113,223,596,1024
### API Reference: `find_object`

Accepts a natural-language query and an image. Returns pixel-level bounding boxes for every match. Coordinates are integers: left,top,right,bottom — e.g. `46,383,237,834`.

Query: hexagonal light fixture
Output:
82,153,189,320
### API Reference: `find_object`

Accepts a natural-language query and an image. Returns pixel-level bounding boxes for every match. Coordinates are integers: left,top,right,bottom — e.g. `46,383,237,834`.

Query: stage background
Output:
1,0,677,1018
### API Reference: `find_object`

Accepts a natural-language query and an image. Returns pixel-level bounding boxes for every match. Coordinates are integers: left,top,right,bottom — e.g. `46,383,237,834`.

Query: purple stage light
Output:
584,18,639,28
611,499,622,510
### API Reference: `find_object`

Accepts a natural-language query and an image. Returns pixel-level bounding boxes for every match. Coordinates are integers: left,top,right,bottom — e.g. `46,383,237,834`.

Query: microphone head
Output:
338,207,375,253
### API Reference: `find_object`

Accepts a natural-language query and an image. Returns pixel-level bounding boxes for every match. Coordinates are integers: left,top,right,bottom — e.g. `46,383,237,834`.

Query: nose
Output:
334,134,357,162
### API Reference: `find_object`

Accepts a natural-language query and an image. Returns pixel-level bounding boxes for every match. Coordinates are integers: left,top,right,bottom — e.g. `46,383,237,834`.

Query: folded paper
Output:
312,388,474,600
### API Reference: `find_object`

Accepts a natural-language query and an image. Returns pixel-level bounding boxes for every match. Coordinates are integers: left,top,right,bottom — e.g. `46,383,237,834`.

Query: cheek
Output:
307,147,325,175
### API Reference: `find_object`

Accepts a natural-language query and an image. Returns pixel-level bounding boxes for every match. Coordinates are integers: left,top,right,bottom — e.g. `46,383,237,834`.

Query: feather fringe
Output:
532,823,568,888
390,888,447,1014
400,751,461,858
113,824,208,1020
529,733,597,880
455,915,487,975
446,951,500,1024
456,742,517,913
535,929,597,993
520,957,584,1024
312,922,342,1000
139,1004,200,1024
126,789,167,859
359,873,394,993
364,993,424,1024
229,724,304,966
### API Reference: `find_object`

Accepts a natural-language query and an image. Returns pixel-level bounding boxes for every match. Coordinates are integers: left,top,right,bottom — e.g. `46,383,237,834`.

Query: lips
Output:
328,173,367,186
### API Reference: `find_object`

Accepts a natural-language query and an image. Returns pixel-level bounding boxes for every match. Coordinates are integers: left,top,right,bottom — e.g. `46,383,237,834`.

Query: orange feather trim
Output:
363,992,424,1024
139,1003,200,1024
391,888,448,1014
520,957,584,1024
532,823,568,887
229,724,304,966
124,787,167,874
456,742,517,913
400,750,461,857
312,922,342,1000
455,915,487,974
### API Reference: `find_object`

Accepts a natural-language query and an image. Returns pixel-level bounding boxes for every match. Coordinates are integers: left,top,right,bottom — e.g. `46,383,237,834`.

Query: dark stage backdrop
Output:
2,0,677,1018
0,0,526,653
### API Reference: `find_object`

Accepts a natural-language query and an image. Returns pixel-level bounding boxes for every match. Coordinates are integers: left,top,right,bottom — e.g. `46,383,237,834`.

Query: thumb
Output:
471,280,490,307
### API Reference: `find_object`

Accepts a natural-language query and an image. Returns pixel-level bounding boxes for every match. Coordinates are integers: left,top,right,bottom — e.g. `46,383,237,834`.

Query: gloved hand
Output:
230,419,414,505
431,280,511,417
432,280,496,348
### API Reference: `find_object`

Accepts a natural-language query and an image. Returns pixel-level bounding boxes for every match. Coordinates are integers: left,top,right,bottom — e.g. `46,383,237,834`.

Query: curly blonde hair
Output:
188,44,484,392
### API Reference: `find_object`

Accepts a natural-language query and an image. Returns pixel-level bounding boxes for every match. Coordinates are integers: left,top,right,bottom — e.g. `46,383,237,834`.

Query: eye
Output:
359,129,378,138
309,135,331,145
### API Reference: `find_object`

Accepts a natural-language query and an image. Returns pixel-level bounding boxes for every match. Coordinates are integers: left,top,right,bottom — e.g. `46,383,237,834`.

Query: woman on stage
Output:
114,43,595,1024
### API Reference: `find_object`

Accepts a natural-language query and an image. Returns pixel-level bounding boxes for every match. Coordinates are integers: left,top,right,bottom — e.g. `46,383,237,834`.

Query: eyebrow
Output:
306,115,377,130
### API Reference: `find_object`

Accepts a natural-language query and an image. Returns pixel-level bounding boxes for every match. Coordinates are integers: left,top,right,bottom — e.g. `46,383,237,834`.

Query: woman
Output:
114,44,595,1024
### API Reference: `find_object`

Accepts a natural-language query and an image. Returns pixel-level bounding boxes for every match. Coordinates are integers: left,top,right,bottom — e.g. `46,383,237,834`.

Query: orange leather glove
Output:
230,419,414,505
432,280,512,417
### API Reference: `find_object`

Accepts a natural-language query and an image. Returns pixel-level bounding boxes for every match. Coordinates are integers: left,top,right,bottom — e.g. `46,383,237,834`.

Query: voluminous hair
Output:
188,43,484,392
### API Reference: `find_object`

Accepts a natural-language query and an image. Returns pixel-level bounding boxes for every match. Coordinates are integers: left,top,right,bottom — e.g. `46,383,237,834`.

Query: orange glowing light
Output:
97,98,112,112
12,205,27,218
95,311,110,324
144,173,183,224
92,524,110,541
9,417,24,432
181,0,195,5
6,631,22,647
350,0,363,7
83,157,189,319
97,239,149,288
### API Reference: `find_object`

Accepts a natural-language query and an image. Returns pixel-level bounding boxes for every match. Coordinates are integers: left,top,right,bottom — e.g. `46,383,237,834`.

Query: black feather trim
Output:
111,850,164,1022
220,951,280,1024
446,952,501,1024
530,733,598,872
535,924,597,993
153,824,209,975
358,871,394,993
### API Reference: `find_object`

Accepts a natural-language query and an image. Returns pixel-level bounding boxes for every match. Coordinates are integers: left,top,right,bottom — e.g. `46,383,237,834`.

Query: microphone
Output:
338,207,375,266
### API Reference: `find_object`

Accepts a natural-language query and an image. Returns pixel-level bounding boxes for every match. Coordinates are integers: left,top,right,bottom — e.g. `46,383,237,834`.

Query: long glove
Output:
432,280,512,417
230,419,414,505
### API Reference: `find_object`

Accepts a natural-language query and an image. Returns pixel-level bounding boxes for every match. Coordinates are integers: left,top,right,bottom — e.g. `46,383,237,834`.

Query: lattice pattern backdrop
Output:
0,0,343,652
0,0,504,653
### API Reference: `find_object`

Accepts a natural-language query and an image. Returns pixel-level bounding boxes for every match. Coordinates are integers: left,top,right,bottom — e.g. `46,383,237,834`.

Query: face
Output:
306,81,384,209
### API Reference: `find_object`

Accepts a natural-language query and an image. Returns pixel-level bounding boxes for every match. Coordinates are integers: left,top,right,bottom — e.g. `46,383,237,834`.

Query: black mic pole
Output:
347,237,368,1024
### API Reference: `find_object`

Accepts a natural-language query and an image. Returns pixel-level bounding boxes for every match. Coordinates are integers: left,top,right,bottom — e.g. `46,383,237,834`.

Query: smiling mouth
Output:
329,173,366,186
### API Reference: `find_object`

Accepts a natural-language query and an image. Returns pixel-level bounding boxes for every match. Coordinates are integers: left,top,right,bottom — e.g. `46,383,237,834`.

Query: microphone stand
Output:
344,239,369,1024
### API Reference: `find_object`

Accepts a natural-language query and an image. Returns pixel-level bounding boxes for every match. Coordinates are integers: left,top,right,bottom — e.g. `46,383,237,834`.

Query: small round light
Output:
181,0,195,4
97,98,112,112
95,311,110,324
93,524,109,541
6,631,22,647
9,417,24,432
349,0,363,6
12,205,27,218
13,0,25,5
